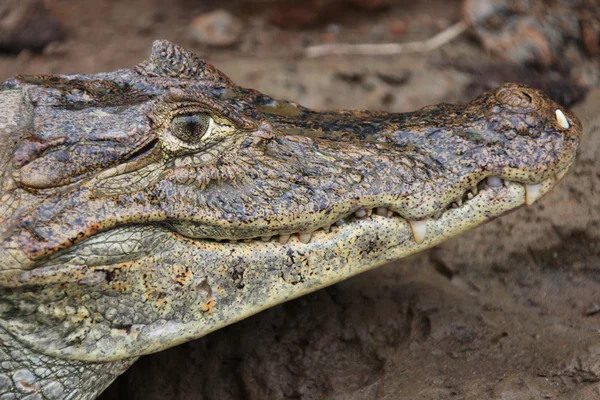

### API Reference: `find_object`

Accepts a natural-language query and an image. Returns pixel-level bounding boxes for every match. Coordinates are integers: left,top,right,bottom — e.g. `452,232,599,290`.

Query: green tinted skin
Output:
0,41,581,399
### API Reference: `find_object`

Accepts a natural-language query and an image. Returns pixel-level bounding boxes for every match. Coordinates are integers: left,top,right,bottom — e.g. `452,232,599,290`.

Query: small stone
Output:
189,9,244,47
0,0,65,52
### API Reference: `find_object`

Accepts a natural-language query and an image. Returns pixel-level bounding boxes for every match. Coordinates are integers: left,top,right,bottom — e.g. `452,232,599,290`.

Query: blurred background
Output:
2,1,600,399
1,0,598,111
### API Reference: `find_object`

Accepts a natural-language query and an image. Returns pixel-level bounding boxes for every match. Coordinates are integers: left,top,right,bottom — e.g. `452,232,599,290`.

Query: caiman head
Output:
0,41,581,362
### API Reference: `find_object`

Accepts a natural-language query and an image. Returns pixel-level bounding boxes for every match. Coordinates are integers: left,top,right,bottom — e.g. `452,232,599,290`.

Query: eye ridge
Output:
171,112,212,143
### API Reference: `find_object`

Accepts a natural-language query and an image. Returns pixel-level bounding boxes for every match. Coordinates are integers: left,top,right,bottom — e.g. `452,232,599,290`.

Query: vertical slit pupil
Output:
172,112,210,142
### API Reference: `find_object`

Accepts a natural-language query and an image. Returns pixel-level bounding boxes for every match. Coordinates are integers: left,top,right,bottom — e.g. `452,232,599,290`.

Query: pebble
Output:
0,0,65,52
189,9,243,47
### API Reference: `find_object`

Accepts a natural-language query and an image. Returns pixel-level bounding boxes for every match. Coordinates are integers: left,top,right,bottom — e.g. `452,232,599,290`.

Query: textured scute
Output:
0,327,135,399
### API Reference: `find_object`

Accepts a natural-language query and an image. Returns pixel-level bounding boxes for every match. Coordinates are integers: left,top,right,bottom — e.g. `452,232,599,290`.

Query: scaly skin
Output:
0,41,581,399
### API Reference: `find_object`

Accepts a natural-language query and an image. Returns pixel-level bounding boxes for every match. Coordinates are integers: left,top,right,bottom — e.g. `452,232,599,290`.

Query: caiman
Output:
0,40,582,399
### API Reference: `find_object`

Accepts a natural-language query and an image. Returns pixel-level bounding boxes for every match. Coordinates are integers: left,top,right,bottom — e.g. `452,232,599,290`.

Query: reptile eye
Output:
171,112,213,143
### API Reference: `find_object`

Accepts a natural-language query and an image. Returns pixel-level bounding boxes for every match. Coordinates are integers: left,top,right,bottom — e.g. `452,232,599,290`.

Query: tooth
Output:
471,186,478,195
387,209,394,217
335,219,345,226
486,176,503,188
243,238,252,243
432,210,442,219
355,208,368,219
409,219,428,245
525,183,542,205
229,239,238,244
322,225,331,233
279,234,290,244
298,232,312,244
261,236,271,242
376,207,388,217
456,198,463,206
555,109,569,129
467,192,474,200
503,179,511,186
452,202,459,209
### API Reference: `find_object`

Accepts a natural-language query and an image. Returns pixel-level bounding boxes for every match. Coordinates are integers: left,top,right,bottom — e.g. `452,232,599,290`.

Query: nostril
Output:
555,109,570,129
520,91,533,103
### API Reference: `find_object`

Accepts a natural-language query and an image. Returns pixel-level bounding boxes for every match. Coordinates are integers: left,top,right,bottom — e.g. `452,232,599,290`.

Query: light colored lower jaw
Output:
405,176,556,245
1,175,561,361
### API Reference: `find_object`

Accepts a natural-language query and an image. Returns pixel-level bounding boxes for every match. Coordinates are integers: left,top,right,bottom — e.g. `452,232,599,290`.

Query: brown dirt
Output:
1,0,599,399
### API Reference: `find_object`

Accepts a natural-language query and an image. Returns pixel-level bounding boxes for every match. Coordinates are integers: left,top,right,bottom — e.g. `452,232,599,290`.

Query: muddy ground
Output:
1,0,599,399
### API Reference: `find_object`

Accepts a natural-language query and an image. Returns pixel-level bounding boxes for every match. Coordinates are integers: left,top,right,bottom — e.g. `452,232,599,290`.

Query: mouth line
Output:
169,173,559,246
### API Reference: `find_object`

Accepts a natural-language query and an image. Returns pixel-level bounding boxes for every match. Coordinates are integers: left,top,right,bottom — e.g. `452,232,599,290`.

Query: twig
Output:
304,20,469,58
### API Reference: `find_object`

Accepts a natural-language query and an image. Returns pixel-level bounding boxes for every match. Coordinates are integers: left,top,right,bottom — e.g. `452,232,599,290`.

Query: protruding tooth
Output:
243,238,252,243
261,236,271,242
466,192,474,200
456,198,463,206
525,183,542,205
298,232,312,244
451,202,459,209
409,219,428,245
387,209,394,217
335,219,345,226
471,186,478,195
503,179,511,187
486,176,503,188
555,109,570,129
279,234,290,244
376,207,388,217
432,210,443,220
355,208,368,219
229,239,238,244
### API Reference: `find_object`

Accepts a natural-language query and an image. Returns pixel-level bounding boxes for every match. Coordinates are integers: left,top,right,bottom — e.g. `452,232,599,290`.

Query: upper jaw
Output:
166,167,564,247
